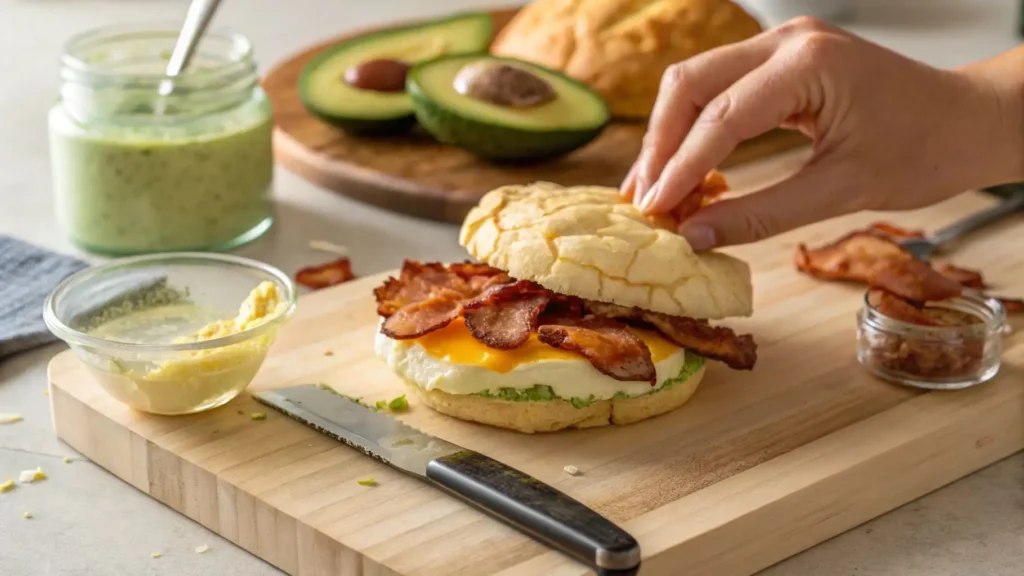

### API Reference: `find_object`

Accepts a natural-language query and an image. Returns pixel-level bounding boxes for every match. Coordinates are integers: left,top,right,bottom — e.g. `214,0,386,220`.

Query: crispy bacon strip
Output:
380,290,463,339
641,313,758,370
995,297,1024,314
673,171,730,223
462,281,551,349
795,231,963,302
537,317,656,383
295,257,356,290
870,257,964,302
934,263,987,289
795,231,908,282
866,222,925,240
582,301,758,370
373,260,508,318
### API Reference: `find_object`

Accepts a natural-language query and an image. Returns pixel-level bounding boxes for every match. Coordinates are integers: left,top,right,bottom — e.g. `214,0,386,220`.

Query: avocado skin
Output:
406,56,611,163
297,12,493,137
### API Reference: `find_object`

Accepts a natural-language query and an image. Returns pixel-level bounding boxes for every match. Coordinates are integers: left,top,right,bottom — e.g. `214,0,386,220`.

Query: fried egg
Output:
374,318,688,401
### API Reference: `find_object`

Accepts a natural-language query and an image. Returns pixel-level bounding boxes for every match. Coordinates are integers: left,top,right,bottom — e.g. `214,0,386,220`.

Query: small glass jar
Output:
49,24,274,255
856,291,1005,390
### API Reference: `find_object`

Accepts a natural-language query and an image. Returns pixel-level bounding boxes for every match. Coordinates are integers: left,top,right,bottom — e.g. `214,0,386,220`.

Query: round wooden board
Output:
262,8,811,224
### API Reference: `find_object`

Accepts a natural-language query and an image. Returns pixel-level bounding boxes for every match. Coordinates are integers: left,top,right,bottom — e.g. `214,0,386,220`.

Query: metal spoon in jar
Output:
155,0,224,114
899,183,1024,261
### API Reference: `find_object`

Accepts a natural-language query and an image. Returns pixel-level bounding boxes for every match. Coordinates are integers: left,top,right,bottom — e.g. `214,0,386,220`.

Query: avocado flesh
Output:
407,55,610,161
299,13,493,135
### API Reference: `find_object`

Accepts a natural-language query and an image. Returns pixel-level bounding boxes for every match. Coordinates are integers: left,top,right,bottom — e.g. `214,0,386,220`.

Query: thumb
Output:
677,164,862,250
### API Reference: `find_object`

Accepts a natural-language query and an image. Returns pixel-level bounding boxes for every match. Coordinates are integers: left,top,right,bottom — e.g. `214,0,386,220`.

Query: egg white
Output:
374,330,688,401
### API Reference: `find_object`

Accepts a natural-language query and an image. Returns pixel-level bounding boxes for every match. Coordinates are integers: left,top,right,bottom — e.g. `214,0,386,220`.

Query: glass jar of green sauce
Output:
49,24,274,255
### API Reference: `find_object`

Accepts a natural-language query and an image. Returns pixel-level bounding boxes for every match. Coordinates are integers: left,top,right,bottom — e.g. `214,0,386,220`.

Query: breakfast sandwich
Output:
372,180,756,433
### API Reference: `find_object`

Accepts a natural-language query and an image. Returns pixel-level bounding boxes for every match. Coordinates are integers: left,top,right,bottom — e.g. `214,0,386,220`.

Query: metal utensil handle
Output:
166,0,223,77
930,192,1024,247
426,450,641,573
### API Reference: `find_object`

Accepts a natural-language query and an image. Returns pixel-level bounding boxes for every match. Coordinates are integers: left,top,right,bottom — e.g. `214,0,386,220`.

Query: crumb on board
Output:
357,478,377,487
19,467,46,484
151,552,162,559
194,544,211,554
0,479,14,493
23,512,32,519
563,465,580,476
250,412,267,421
324,350,334,357
63,457,72,464
0,413,23,424
308,239,349,257
43,389,50,397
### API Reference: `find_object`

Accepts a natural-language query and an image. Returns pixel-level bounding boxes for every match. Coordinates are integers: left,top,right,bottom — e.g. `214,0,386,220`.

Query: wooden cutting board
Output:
262,8,810,224
48,181,1024,575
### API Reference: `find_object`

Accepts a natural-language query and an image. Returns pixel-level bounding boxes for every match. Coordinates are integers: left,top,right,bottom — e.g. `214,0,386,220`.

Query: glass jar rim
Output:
43,252,297,355
861,289,1006,336
60,22,254,84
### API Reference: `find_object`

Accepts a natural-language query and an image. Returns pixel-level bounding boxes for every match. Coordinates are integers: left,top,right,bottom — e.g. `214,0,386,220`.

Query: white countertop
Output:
1,1,1021,574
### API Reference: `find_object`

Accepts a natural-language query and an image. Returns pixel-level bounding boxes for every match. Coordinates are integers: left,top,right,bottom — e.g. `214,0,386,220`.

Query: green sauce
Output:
48,95,274,254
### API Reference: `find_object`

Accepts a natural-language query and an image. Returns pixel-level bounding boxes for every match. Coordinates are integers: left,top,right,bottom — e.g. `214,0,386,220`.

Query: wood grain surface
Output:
48,181,1024,575
262,8,811,224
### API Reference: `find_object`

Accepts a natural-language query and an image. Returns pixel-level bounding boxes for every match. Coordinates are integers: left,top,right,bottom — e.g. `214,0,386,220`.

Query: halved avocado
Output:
406,54,611,162
298,12,493,136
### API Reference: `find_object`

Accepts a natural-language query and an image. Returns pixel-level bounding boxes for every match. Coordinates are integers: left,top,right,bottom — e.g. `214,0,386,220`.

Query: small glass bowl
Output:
44,252,297,415
856,290,1005,390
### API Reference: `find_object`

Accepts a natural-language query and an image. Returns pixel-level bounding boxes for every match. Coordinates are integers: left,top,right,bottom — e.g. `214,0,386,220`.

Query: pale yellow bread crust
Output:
459,181,753,319
404,364,704,433
490,0,763,118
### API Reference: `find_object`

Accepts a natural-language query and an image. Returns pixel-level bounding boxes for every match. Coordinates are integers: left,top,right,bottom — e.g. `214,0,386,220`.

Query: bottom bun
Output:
404,365,706,434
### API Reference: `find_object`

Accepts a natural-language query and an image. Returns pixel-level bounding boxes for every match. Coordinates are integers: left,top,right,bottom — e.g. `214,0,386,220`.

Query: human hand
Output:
623,16,1024,251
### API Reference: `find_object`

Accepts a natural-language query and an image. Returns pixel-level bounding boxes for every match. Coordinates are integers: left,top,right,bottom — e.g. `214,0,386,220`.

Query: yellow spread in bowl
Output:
85,281,289,415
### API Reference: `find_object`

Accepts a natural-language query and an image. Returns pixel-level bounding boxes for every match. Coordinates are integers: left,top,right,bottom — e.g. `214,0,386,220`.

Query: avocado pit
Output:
453,61,557,108
344,58,411,93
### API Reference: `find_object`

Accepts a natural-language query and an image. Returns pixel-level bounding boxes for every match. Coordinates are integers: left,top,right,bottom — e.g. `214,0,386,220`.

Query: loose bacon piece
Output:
795,231,963,302
795,231,907,282
933,263,987,289
380,290,463,339
995,297,1024,314
870,257,964,302
537,317,657,383
462,281,551,349
866,222,925,240
581,301,758,370
295,257,356,290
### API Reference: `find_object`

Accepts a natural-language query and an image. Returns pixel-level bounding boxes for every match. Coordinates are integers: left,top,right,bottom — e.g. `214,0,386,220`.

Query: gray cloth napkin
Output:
0,235,88,360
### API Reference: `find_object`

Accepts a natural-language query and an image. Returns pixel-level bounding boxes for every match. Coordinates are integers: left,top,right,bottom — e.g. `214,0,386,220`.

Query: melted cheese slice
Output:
412,318,681,373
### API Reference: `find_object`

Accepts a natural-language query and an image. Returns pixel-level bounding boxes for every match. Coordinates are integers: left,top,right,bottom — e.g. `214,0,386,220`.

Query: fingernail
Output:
638,183,658,213
633,177,647,207
679,224,717,251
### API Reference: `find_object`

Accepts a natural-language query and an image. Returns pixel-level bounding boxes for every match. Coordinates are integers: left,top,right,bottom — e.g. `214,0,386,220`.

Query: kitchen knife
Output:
254,384,641,575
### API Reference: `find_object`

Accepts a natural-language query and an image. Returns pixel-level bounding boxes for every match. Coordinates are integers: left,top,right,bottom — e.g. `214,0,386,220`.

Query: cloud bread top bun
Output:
458,182,753,320
490,0,763,118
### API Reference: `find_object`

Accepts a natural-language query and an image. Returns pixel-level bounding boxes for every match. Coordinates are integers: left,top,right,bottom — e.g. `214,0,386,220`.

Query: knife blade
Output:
254,384,641,575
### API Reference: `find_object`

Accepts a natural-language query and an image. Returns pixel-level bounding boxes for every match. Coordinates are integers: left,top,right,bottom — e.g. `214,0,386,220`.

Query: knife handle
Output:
426,450,640,574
